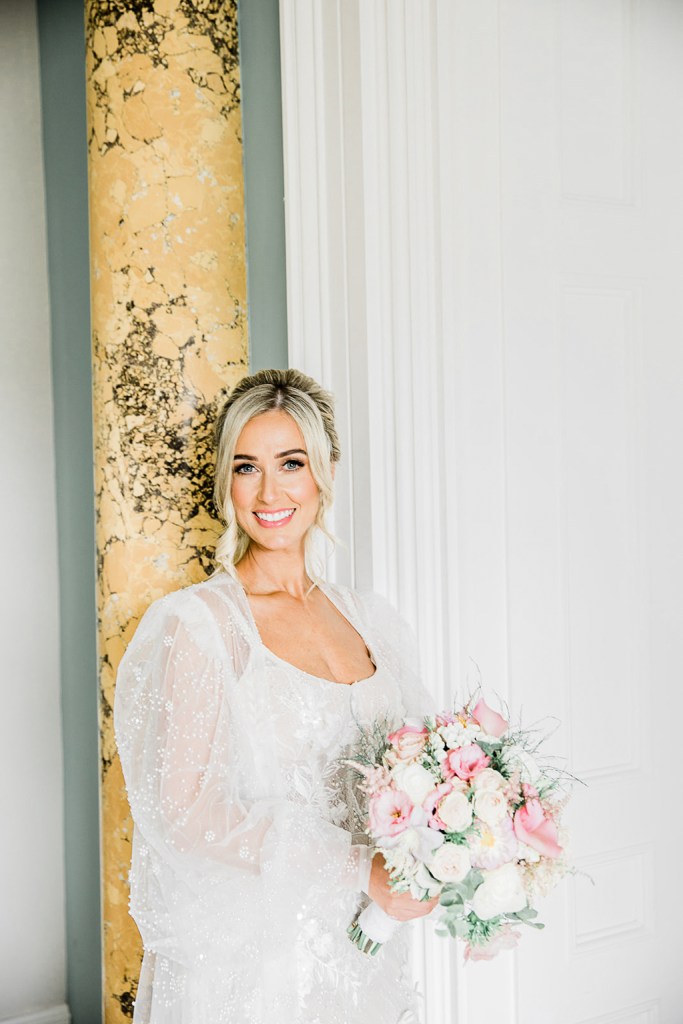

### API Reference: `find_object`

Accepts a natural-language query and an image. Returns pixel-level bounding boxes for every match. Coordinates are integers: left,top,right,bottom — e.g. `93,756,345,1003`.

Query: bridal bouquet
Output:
347,696,574,960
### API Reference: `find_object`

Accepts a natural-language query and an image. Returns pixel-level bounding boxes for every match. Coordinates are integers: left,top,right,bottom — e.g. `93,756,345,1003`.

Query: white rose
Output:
429,843,472,883
502,745,541,784
472,768,508,793
471,862,527,920
473,789,509,827
436,790,473,833
393,763,437,807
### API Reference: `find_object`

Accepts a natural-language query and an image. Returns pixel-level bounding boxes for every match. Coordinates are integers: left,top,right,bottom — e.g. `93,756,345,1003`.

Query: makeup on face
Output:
231,411,320,549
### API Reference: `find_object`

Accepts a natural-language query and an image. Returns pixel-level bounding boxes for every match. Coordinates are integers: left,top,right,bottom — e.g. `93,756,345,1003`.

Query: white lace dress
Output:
114,572,435,1024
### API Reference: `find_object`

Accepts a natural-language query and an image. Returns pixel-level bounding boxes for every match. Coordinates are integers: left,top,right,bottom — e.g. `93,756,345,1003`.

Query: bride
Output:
114,368,438,1023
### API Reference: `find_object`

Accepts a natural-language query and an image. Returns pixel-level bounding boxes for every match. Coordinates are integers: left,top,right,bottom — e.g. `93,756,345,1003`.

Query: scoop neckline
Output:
230,574,379,687
265,645,379,687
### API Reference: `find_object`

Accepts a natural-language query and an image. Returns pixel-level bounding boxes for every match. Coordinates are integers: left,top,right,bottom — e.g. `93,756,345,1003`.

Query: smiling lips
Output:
253,508,296,527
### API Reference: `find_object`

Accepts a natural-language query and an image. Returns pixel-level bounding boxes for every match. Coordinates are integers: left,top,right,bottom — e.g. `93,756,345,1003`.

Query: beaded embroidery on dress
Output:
114,573,435,1024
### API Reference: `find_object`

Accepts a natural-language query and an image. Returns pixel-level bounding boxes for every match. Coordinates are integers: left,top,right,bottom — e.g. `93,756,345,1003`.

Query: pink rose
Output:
472,698,509,738
513,798,562,858
369,789,414,838
386,723,429,764
444,744,491,781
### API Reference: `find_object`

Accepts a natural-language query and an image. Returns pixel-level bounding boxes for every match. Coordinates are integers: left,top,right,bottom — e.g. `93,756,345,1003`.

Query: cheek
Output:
230,474,255,510
296,471,321,506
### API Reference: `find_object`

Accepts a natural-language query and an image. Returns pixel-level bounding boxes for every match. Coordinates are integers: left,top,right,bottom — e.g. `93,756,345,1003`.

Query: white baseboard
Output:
1,1006,71,1024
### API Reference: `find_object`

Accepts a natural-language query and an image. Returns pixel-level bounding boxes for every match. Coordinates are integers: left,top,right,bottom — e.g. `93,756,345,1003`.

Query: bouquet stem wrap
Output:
347,902,402,955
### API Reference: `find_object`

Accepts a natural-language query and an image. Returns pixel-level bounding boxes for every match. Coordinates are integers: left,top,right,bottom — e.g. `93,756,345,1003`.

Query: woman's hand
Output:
367,852,440,922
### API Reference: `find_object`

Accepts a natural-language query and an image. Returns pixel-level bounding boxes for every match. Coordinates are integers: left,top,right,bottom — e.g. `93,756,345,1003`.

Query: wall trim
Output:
279,0,372,587
1,1006,71,1024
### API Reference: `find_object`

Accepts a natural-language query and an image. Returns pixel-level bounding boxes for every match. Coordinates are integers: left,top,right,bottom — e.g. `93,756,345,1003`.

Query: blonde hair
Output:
213,368,341,579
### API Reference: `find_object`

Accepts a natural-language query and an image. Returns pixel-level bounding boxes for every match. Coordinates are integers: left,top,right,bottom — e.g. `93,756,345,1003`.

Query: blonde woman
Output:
115,369,437,1024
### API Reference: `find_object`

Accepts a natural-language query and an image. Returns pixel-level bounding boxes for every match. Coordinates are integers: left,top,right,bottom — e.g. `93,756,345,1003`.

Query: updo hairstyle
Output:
213,368,340,577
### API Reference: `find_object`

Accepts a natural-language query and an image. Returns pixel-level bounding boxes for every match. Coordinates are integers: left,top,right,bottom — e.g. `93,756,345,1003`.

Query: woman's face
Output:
231,410,321,556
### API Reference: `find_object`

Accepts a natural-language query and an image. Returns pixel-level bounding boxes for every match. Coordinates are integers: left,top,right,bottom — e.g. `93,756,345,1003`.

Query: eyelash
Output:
234,459,305,475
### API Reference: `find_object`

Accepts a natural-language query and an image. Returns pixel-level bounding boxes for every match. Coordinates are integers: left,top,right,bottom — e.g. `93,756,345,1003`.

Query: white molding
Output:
356,4,455,1018
576,1000,660,1024
279,1,464,1019
1,1006,71,1024
280,0,367,587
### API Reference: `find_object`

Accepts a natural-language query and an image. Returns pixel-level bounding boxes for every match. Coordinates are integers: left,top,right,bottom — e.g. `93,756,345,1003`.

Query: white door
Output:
497,2,682,1022
279,1,683,1021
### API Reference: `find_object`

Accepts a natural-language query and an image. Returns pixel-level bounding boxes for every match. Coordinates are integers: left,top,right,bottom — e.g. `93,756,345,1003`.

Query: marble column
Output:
85,1,248,1017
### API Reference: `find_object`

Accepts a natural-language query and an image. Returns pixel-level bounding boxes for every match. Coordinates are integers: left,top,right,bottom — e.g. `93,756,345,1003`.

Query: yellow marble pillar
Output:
85,1,248,1017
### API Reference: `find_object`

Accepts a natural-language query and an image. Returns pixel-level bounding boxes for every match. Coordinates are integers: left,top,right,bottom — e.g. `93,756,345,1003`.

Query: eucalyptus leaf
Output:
440,890,464,908
512,906,539,921
460,870,483,901
477,740,503,755
440,896,462,910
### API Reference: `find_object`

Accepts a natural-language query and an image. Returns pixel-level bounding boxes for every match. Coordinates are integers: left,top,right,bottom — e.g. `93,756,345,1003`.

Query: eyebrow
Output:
233,448,308,461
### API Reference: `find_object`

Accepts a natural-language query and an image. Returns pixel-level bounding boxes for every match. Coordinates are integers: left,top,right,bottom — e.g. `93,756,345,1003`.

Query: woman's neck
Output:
235,546,315,600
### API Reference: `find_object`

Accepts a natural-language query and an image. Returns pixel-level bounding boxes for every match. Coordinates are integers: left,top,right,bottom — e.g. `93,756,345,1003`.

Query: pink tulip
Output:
444,744,491,781
472,698,509,738
369,789,414,838
513,798,562,858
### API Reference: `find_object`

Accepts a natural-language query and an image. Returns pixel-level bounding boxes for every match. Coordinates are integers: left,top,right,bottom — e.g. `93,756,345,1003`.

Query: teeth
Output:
255,509,294,522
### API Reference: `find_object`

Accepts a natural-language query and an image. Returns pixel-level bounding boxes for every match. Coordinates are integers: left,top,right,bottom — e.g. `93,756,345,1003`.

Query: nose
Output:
257,467,280,505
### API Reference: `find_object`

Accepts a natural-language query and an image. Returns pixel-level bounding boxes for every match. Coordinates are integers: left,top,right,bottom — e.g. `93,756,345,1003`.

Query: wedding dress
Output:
114,571,435,1024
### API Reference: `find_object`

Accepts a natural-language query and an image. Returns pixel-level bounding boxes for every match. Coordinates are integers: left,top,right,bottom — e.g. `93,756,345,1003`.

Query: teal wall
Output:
238,0,289,370
37,1,287,1019
35,1,101,1021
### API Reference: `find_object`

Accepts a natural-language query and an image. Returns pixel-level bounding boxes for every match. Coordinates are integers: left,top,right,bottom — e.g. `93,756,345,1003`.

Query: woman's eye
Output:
234,463,256,475
283,459,304,471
